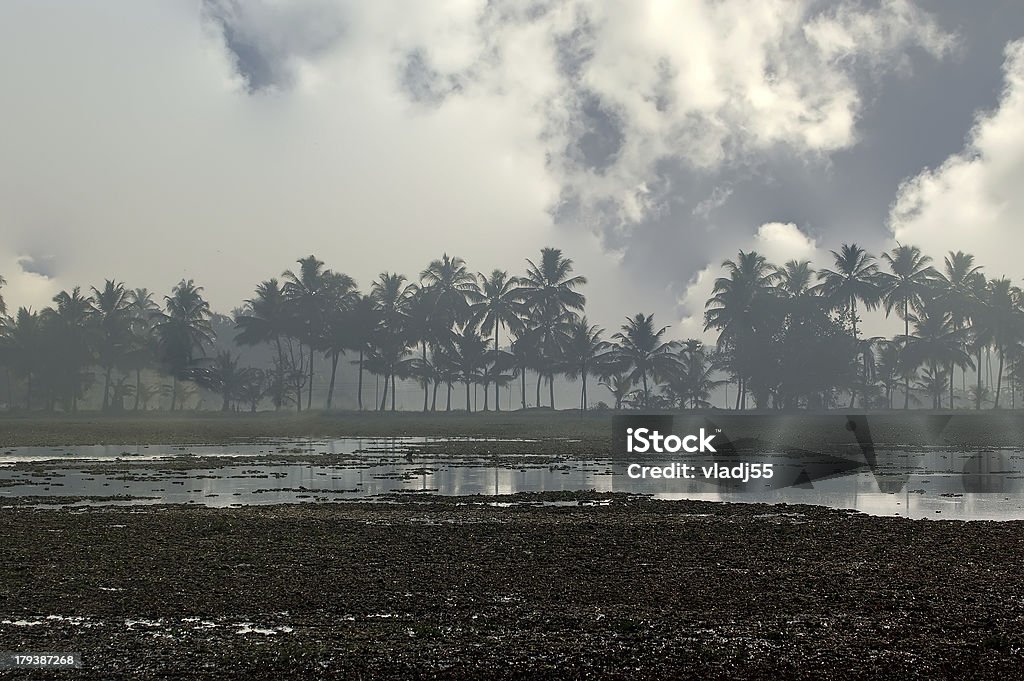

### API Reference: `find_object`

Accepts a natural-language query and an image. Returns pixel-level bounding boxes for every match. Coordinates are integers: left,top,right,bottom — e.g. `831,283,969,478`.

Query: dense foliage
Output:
0,244,1020,412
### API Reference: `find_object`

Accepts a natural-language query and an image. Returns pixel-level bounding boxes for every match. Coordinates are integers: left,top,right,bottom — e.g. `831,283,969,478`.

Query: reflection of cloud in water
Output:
4,443,1024,521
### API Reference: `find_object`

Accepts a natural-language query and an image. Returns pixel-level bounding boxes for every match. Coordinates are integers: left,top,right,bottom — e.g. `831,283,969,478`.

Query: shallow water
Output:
2,438,1024,520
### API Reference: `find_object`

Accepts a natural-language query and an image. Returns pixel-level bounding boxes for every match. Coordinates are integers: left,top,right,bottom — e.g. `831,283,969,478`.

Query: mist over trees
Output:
0,244,1021,413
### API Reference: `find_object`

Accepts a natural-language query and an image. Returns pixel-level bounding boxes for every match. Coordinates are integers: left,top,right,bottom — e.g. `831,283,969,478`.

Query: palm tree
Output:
676,340,726,409
817,244,881,339
89,279,131,411
6,308,42,409
0,274,6,317
125,288,160,411
561,318,610,410
610,313,679,397
521,248,587,408
346,294,378,411
877,245,938,409
370,272,412,410
283,256,334,410
984,277,1022,408
508,332,539,410
452,326,487,412
902,301,971,409
154,280,214,411
319,272,359,410
938,251,982,407
235,279,293,410
468,270,526,410
704,250,777,409
49,288,94,411
599,374,634,410
419,254,476,326
776,260,817,298
192,351,256,411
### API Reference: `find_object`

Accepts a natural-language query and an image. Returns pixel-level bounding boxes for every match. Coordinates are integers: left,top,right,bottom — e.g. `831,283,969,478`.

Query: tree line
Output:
0,244,1020,413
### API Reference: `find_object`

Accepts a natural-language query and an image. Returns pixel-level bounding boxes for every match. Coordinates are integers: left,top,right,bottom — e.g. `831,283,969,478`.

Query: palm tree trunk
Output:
327,351,340,410
521,370,526,410
494,326,501,411
903,311,910,410
134,368,142,411
357,350,364,411
307,346,314,410
949,360,955,408
390,371,396,411
379,373,389,411
293,343,302,413
581,369,587,411
431,380,439,411
549,373,555,411
995,345,1005,408
170,374,177,412
102,365,112,411
465,381,471,412
535,372,542,407
977,347,983,410
446,382,452,411
422,342,429,412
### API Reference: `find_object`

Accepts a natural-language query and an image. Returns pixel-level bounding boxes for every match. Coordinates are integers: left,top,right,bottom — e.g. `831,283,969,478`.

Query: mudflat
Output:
1,497,1022,680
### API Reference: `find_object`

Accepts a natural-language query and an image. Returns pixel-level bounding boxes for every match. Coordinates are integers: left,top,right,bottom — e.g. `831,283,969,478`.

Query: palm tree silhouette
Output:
938,251,982,406
7,308,42,409
521,248,587,409
984,277,1022,408
283,256,334,410
610,313,679,399
817,244,881,340
704,251,777,409
877,245,939,409
902,301,971,409
561,317,610,411
468,270,526,411
235,279,292,410
154,280,213,411
346,294,378,411
125,288,160,411
49,288,93,411
370,272,412,411
89,280,131,411
320,272,358,410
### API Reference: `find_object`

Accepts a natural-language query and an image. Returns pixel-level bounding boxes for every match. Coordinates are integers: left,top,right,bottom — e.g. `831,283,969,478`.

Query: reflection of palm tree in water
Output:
962,451,1016,494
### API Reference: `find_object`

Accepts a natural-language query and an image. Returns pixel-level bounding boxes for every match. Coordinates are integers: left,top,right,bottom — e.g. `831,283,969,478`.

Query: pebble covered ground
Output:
2,495,1023,679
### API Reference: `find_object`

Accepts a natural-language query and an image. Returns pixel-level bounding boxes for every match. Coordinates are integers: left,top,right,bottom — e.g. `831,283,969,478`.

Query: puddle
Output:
1,439,1024,520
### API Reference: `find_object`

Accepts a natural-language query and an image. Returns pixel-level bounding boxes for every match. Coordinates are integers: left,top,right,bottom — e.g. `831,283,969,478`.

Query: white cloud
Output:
0,0,953,335
890,39,1024,281
675,222,825,342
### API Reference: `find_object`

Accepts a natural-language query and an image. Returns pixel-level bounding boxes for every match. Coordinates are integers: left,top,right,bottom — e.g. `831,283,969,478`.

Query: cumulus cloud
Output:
890,39,1024,280
675,222,825,342
0,0,963,336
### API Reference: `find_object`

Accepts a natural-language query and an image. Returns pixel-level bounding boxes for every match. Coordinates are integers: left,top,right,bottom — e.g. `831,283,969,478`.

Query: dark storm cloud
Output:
203,0,346,92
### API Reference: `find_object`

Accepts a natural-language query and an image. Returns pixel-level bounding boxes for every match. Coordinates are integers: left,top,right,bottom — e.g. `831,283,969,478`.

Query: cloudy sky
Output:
2,0,1023,339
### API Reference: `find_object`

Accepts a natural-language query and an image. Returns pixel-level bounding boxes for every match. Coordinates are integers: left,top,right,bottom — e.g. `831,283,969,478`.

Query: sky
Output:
2,0,1024,342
